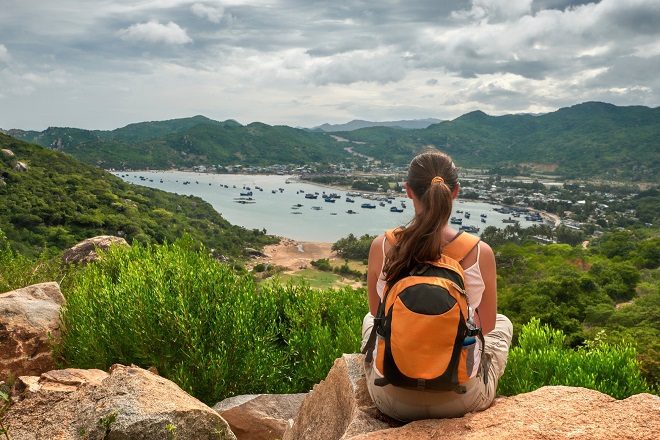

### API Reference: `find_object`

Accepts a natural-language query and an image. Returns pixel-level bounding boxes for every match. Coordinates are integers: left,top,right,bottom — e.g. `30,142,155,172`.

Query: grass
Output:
276,269,364,290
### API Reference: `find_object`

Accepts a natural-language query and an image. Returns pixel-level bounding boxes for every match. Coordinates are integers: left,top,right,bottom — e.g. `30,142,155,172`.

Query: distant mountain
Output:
312,118,443,131
5,102,659,182
7,115,239,150
0,134,275,257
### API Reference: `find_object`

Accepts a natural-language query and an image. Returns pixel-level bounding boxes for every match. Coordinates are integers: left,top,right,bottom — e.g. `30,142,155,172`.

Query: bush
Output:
498,318,650,399
55,237,367,405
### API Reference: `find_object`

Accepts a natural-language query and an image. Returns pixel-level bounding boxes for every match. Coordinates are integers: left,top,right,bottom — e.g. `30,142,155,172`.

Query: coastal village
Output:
185,161,649,243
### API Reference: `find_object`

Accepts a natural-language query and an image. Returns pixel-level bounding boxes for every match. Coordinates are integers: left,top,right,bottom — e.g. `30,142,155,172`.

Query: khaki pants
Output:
361,313,513,421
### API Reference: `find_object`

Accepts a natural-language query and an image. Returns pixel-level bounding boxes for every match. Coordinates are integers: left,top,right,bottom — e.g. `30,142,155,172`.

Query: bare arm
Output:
476,241,497,335
367,234,386,316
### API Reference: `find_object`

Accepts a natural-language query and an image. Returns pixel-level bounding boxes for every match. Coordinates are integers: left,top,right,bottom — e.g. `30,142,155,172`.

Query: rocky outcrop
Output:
14,161,28,172
7,364,236,440
61,235,129,265
284,354,660,440
283,354,401,440
1,148,14,156
214,393,306,440
0,282,65,381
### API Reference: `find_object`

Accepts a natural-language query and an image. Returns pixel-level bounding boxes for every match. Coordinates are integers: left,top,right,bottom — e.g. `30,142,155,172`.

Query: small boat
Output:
346,209,358,214
324,198,336,203
464,212,471,219
293,203,303,207
390,207,404,213
379,202,386,207
330,212,337,215
502,217,519,224
305,193,318,199
450,217,463,225
312,206,322,210
361,203,376,209
240,191,253,196
481,218,487,223
291,211,302,215
456,210,464,214
346,197,355,203
460,225,480,233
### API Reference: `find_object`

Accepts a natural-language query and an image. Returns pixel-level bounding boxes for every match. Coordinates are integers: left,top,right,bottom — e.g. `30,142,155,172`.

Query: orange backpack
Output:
362,229,484,393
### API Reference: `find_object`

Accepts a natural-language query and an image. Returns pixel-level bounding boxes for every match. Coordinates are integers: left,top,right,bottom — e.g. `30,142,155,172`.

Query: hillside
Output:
0,134,276,257
344,102,659,181
5,102,659,181
312,118,443,131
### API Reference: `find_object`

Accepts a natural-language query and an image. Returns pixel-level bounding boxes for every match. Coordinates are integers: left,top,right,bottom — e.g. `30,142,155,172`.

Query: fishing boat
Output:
450,217,463,225
346,197,355,203
361,203,376,209
460,225,480,233
390,206,404,213
305,193,318,199
346,209,358,214
324,198,336,203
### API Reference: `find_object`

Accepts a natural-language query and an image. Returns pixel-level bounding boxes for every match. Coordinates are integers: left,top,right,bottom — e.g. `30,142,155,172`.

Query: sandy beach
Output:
254,238,337,273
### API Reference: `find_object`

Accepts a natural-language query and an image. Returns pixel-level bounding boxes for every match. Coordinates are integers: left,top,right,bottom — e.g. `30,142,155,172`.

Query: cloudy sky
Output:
1,0,659,130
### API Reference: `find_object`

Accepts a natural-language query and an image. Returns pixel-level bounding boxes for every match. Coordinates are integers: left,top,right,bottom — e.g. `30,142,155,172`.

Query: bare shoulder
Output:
478,240,495,258
369,233,385,254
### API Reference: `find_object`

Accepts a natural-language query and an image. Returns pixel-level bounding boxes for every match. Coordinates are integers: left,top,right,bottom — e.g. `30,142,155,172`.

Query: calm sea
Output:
113,171,546,242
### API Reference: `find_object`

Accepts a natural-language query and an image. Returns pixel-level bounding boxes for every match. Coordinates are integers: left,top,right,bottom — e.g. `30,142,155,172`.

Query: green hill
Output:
6,102,659,181
347,102,659,181
0,134,276,257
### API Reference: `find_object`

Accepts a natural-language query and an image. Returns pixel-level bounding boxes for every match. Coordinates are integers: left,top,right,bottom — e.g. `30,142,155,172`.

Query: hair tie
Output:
431,176,444,185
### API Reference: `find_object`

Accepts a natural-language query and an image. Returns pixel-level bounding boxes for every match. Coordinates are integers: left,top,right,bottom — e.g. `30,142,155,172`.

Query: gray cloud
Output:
0,0,657,130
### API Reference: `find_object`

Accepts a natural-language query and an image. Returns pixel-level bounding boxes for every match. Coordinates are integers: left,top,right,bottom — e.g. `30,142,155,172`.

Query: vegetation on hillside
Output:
8,102,660,182
0,134,276,258
54,236,365,405
335,102,660,181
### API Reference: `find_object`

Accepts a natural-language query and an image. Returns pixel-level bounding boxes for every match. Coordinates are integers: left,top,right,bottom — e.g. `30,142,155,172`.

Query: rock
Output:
245,247,269,257
283,354,401,440
285,354,660,440
61,235,129,265
214,393,307,440
13,368,109,402
7,364,237,440
1,148,14,156
350,387,660,439
0,282,65,381
14,161,28,171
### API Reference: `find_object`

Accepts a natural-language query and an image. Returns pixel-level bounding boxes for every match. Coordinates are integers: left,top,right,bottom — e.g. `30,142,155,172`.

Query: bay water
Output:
113,171,546,242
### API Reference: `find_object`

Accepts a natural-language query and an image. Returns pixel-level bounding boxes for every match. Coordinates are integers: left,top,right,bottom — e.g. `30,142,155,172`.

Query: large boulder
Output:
7,364,237,440
283,354,401,440
214,393,307,440
61,235,129,265
285,354,660,440
351,387,660,439
0,282,65,381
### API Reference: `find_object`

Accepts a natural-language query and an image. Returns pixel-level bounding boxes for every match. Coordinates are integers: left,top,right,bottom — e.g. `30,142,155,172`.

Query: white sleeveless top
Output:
373,238,485,379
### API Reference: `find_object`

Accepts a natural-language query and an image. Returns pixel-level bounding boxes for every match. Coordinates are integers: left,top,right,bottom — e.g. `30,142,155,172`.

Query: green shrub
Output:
498,318,651,399
55,237,367,405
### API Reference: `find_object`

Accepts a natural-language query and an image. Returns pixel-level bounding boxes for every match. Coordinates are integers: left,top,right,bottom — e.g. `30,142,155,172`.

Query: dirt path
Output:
255,238,336,273
254,238,365,289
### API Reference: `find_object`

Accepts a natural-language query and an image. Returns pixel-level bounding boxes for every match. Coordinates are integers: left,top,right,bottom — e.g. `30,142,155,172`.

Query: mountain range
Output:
5,102,659,182
310,118,443,131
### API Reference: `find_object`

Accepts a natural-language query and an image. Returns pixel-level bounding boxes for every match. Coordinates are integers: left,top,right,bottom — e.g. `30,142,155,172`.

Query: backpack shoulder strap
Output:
442,231,480,262
386,228,480,262
384,227,402,245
